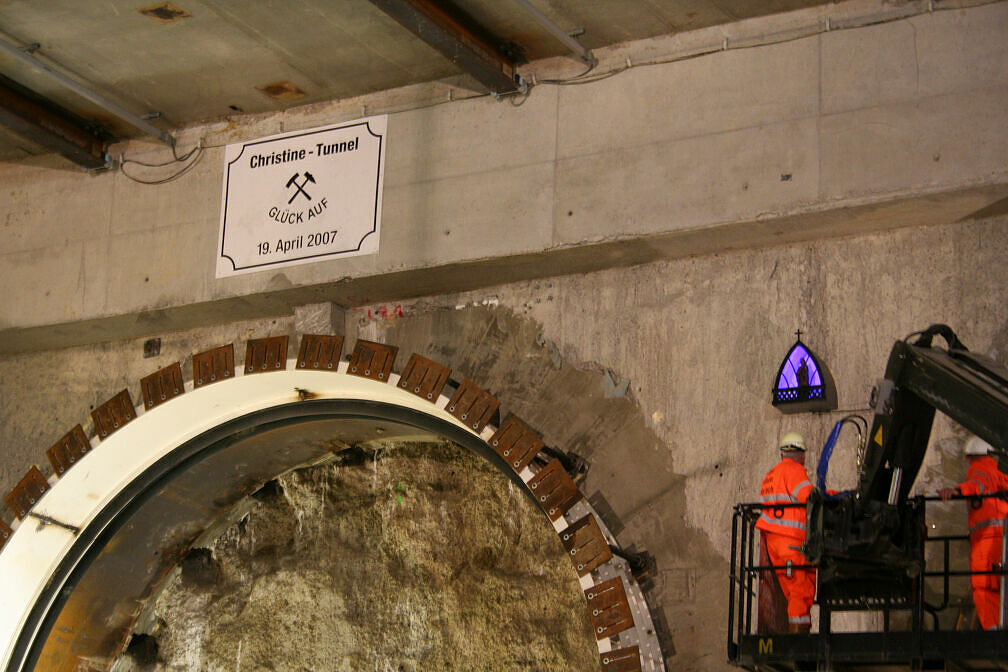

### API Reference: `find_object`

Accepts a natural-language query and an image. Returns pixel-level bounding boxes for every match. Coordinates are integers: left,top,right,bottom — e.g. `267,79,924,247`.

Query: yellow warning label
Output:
874,426,883,447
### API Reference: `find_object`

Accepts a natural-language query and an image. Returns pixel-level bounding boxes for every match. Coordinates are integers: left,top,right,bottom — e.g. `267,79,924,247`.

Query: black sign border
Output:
218,119,384,273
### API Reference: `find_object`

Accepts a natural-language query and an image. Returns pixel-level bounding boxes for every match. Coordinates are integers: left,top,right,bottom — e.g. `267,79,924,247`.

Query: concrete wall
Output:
0,1,1006,352
2,216,1005,670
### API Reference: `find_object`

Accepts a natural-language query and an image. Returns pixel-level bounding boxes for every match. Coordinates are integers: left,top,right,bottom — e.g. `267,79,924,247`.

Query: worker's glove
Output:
936,487,958,501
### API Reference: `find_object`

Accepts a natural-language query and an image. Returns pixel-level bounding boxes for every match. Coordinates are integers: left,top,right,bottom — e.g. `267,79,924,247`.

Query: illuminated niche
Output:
772,330,837,414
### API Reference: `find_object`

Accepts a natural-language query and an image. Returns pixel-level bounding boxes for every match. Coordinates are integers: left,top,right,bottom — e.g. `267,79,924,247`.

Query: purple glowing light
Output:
776,343,822,390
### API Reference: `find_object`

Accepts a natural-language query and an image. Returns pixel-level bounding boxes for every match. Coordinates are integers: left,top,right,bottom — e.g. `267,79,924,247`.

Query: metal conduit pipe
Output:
0,33,175,148
509,0,596,66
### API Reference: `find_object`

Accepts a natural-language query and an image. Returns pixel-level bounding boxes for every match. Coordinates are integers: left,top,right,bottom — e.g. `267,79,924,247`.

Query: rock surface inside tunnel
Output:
112,440,597,672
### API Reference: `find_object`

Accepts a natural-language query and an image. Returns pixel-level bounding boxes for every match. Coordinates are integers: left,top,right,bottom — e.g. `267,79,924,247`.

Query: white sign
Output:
216,116,386,278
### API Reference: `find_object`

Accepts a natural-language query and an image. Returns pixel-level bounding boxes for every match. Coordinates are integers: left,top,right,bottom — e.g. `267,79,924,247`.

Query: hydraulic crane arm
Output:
857,324,1008,510
804,325,1008,601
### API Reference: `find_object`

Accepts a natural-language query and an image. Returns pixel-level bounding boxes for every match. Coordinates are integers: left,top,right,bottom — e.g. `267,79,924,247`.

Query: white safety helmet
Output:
779,432,806,452
964,436,992,457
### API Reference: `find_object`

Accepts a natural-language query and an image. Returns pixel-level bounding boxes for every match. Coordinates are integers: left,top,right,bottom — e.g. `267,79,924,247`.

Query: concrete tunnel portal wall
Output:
0,334,664,672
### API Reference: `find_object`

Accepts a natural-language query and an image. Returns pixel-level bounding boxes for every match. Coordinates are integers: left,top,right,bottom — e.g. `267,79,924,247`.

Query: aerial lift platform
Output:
729,326,1008,672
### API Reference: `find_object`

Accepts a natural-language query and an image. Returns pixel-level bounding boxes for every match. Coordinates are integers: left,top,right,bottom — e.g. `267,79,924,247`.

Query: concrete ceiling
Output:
0,0,832,167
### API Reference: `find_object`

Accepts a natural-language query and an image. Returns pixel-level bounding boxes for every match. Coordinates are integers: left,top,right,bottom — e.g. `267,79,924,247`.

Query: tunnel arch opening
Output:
1,338,665,672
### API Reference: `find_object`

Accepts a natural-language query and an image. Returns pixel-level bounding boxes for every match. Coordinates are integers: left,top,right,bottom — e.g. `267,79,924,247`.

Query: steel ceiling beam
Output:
0,34,174,149
366,0,522,96
0,74,110,170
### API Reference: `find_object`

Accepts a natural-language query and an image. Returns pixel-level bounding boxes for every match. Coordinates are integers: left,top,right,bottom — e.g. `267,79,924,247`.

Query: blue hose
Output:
816,421,842,494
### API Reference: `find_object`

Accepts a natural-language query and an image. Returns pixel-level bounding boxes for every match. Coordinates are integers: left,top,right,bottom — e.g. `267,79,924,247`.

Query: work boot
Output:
788,622,811,635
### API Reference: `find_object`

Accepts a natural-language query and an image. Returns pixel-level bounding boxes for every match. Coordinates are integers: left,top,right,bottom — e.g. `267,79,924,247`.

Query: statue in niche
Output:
796,357,809,394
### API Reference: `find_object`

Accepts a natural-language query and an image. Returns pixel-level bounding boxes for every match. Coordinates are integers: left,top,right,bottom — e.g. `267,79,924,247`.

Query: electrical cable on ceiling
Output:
535,59,598,85
119,140,203,185
121,141,201,168
508,87,532,107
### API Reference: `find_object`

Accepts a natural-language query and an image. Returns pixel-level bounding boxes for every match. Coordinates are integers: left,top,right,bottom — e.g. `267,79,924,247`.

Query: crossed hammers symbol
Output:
286,172,316,204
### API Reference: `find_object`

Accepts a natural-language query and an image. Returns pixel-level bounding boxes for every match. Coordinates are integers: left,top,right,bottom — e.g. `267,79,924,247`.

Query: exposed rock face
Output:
119,441,596,672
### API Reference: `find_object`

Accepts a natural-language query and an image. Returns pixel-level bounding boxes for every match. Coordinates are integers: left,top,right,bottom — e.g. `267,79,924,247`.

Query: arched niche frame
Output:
771,333,838,414
0,336,664,672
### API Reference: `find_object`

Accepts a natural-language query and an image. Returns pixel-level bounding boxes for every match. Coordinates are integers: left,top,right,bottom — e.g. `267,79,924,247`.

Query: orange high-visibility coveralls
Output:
955,455,1008,630
755,459,816,626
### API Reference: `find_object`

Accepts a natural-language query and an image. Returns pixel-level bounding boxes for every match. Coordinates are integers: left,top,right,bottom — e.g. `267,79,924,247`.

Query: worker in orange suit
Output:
938,436,1008,630
756,432,817,633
